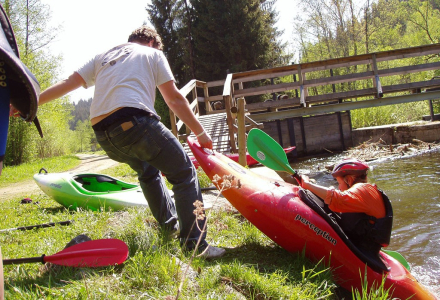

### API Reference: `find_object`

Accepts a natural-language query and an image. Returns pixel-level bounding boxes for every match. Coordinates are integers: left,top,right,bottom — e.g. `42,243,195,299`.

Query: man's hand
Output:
197,131,213,149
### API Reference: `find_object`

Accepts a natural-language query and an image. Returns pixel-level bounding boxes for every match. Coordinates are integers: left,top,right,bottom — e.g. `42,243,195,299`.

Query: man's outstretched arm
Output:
39,72,86,105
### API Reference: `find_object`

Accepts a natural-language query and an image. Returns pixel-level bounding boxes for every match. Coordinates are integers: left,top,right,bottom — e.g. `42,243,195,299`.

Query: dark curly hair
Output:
128,26,163,50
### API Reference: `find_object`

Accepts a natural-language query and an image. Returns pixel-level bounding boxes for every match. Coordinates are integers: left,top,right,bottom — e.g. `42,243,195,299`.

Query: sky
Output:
40,0,299,102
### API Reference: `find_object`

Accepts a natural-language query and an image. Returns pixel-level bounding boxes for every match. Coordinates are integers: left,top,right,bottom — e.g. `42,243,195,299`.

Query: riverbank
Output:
340,137,440,163
352,120,440,150
306,119,440,168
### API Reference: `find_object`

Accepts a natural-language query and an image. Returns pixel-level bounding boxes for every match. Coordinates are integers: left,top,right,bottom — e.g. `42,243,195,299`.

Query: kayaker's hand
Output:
197,131,213,149
300,175,310,188
292,174,302,186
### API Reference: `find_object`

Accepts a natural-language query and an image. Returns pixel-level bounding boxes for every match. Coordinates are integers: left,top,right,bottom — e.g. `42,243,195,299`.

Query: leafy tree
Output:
154,93,171,129
148,0,195,126
147,0,191,85
403,0,440,46
5,118,31,166
34,100,74,158
74,120,93,152
147,0,290,97
1,0,59,56
362,0,406,53
191,0,287,82
293,0,440,61
69,98,92,130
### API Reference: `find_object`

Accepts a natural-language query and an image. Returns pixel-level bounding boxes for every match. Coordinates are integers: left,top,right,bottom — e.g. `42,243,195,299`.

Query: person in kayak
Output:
300,159,393,255
32,26,225,259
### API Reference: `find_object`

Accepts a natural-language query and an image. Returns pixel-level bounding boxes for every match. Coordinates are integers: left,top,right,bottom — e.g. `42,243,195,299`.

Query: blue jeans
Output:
94,114,207,251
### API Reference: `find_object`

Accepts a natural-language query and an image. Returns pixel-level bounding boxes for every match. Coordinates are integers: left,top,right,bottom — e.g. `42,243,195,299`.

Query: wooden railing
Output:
171,43,440,165
222,74,265,153
169,79,205,139
170,76,263,150
231,43,440,115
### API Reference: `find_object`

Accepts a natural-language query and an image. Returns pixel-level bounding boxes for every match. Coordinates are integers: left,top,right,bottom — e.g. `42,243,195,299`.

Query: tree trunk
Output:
183,0,196,78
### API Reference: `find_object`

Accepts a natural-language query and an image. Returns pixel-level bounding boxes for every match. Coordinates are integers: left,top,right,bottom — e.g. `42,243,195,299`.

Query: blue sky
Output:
41,0,298,102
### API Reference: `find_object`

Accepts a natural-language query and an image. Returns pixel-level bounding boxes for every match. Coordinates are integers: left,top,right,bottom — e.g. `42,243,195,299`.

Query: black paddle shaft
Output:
3,255,45,265
201,186,217,191
292,173,302,185
0,220,73,233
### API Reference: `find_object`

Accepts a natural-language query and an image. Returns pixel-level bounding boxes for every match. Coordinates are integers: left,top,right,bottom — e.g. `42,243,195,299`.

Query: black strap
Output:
33,116,43,138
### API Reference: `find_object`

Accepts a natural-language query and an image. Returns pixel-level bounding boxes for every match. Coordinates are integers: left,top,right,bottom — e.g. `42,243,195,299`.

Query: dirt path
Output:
0,154,119,199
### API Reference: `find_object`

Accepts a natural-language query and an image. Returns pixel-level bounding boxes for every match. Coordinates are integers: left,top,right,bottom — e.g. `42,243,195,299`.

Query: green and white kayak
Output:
34,169,160,211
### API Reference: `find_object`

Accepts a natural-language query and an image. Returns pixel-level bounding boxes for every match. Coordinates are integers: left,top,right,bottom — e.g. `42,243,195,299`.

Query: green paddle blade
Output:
247,128,297,175
382,249,411,271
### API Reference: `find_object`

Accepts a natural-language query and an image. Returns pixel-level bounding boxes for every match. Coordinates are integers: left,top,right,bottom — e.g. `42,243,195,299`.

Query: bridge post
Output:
169,110,178,138
237,97,247,166
429,100,435,121
203,83,211,113
298,65,308,107
223,74,237,153
372,54,383,98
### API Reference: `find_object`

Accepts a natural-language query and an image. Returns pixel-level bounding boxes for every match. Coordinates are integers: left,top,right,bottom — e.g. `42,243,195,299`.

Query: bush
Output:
350,101,430,128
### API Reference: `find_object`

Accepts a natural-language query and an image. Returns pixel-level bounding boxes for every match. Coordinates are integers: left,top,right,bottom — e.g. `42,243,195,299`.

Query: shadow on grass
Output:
211,242,326,282
223,242,359,298
4,264,125,293
39,206,70,214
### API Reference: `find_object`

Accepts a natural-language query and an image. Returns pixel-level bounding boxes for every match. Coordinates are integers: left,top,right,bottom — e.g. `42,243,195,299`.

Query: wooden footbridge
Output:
172,43,440,165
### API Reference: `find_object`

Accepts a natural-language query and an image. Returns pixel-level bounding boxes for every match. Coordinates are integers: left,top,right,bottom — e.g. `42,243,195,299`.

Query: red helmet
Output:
331,159,369,178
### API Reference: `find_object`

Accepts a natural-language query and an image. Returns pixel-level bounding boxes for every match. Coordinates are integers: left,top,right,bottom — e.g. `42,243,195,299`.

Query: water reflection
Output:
290,149,440,297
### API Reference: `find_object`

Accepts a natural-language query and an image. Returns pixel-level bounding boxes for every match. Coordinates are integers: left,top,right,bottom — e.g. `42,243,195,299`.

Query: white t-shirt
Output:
77,42,175,120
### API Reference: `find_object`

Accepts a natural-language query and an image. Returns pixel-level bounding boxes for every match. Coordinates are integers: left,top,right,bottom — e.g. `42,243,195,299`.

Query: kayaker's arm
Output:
301,175,331,203
158,80,213,149
39,72,86,106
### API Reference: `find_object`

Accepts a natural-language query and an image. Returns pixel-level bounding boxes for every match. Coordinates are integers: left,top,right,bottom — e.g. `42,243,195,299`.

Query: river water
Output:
290,149,440,297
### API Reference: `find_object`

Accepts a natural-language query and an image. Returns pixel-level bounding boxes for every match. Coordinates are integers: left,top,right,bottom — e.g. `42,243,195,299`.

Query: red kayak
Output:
188,137,438,300
190,146,295,169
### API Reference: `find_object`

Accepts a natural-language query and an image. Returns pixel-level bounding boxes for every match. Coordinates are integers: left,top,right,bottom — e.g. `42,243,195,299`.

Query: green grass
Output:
0,155,80,187
0,192,338,299
351,269,393,300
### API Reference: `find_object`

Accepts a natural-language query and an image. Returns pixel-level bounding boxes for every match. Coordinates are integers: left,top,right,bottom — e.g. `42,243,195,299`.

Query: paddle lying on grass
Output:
247,128,301,183
0,220,73,233
247,128,412,271
3,239,129,267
